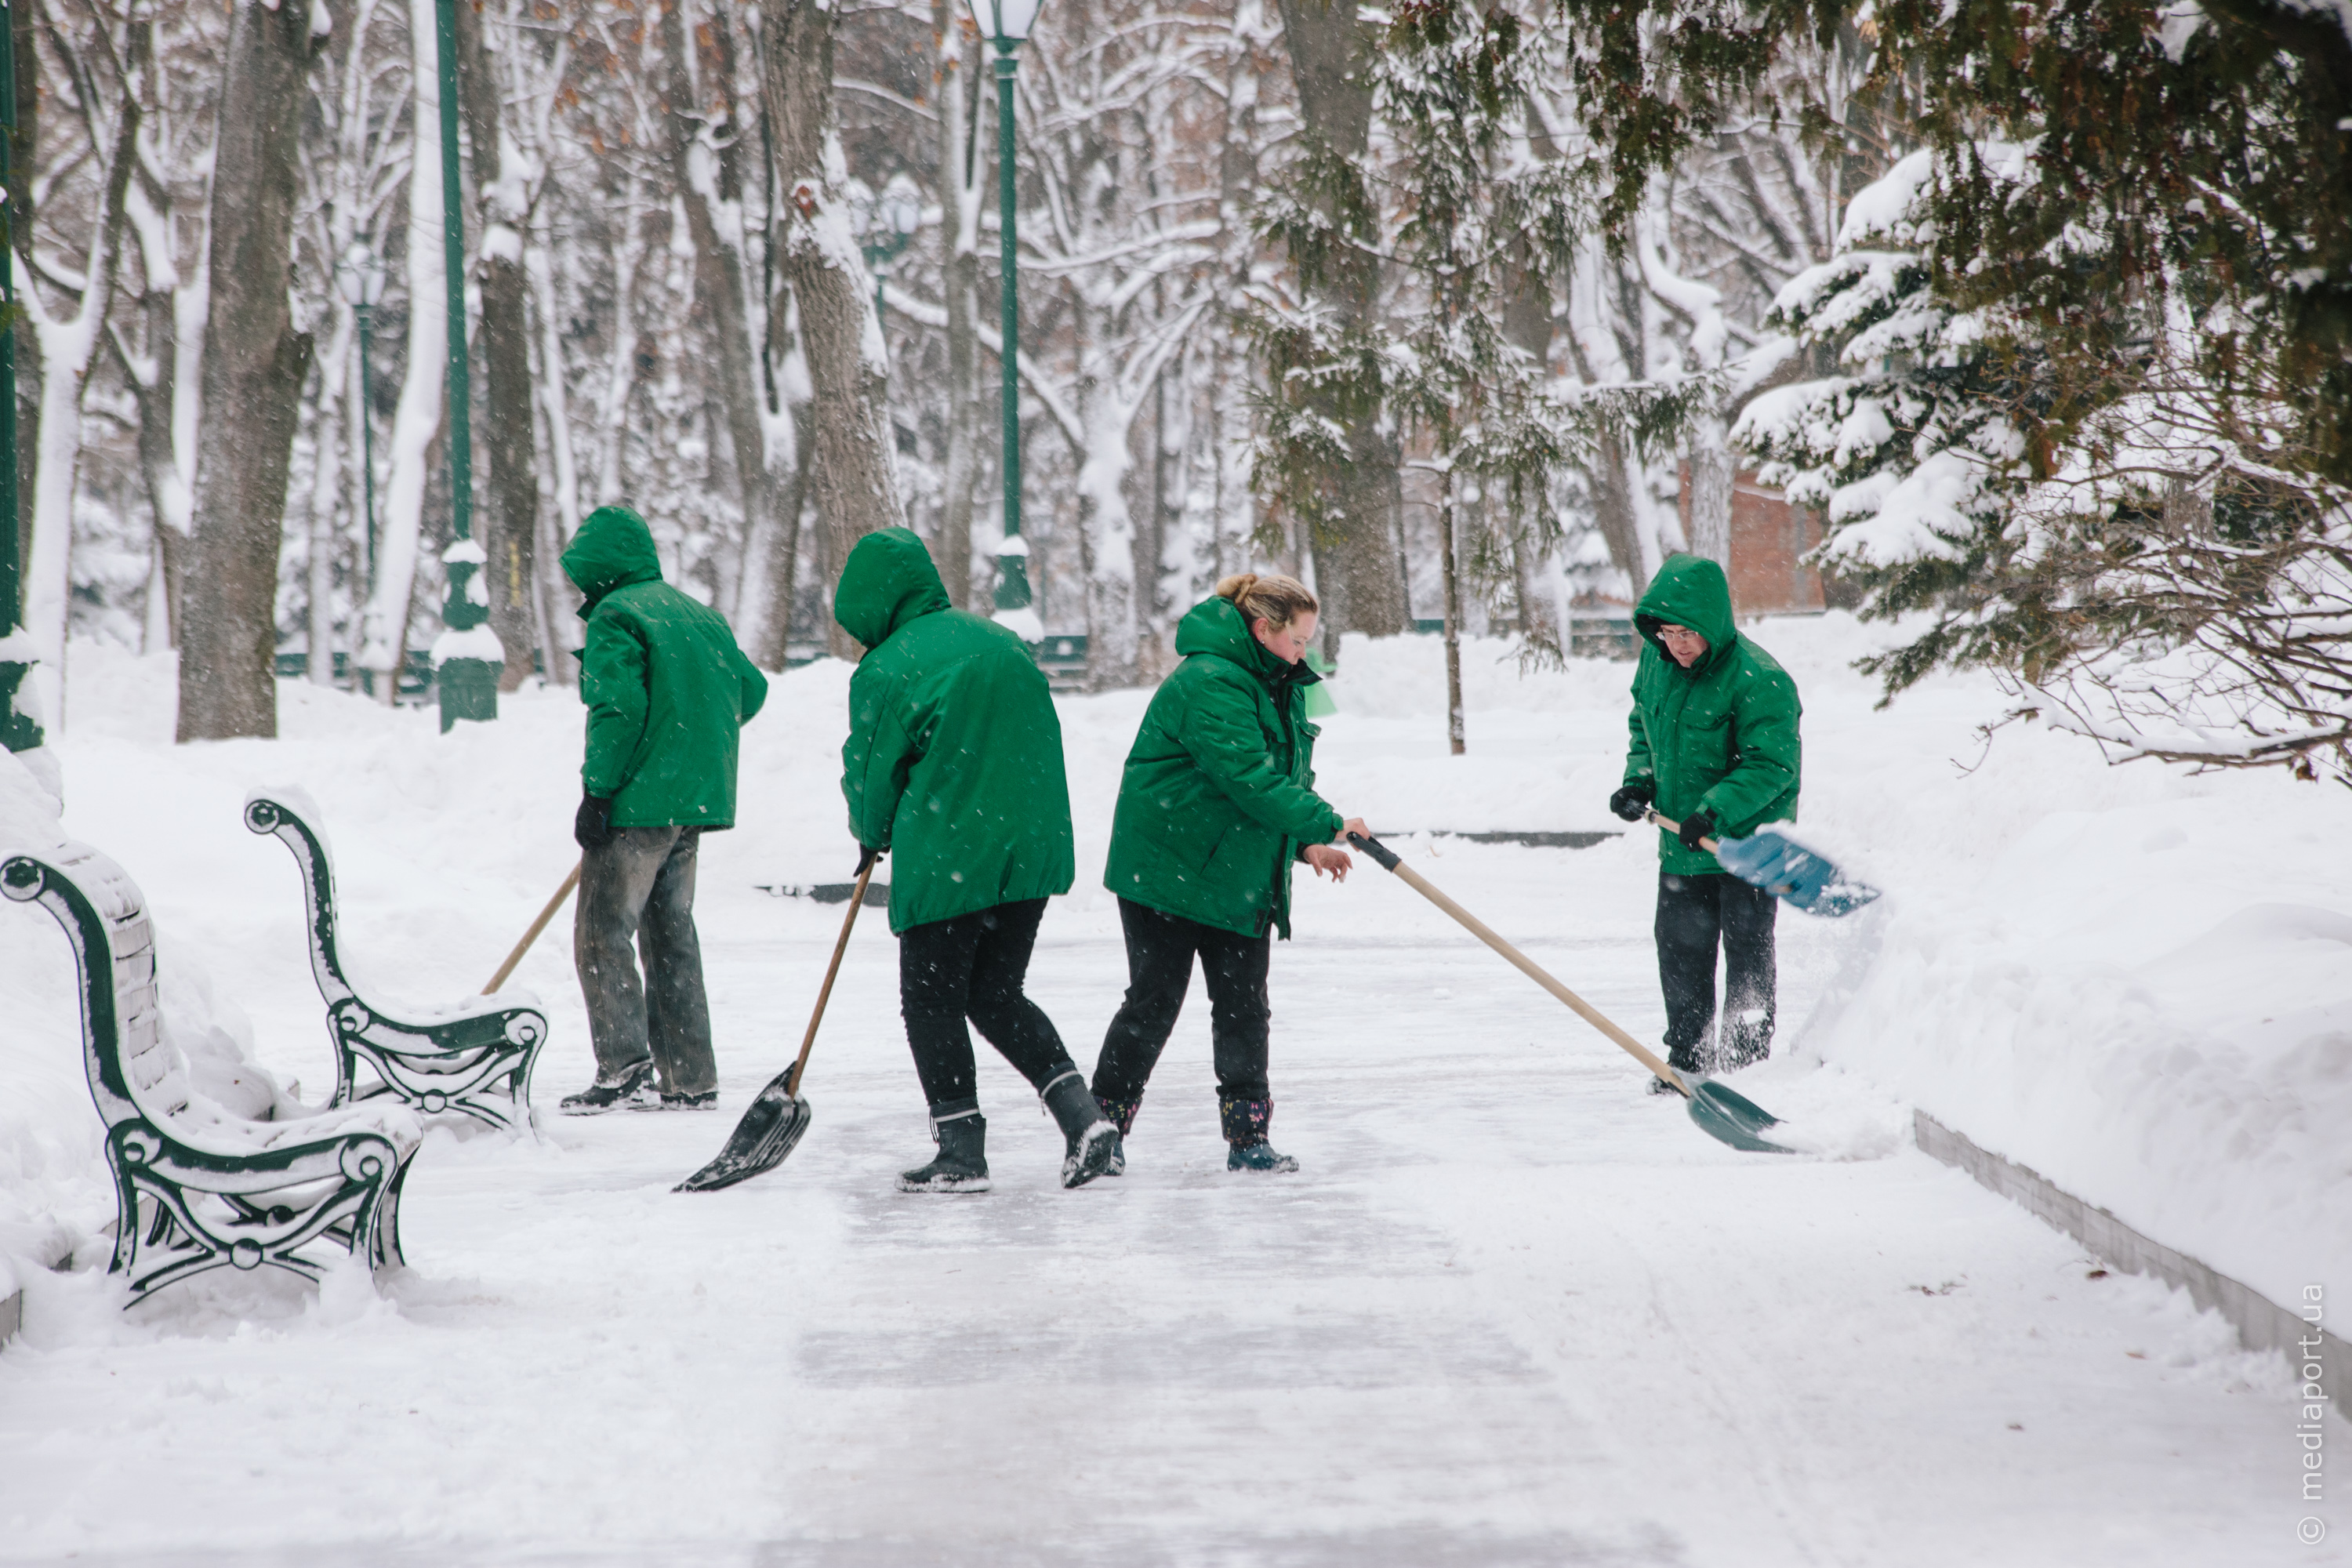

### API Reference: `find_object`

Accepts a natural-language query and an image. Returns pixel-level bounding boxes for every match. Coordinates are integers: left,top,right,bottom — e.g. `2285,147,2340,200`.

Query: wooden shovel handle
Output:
1348,834,1691,1096
482,861,583,994
784,851,879,1098
1642,807,1721,855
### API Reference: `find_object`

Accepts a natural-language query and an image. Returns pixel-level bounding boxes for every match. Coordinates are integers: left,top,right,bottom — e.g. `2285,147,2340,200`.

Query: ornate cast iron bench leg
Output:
245,793,549,1131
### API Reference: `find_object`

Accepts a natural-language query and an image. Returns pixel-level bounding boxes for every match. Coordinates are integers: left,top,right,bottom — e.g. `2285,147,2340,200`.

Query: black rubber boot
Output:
1093,1091,1141,1177
1040,1069,1118,1189
1218,1094,1299,1174
558,1060,655,1116
899,1100,991,1192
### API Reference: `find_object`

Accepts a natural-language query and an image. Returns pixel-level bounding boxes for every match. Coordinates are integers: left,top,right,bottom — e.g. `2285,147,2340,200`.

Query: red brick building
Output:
1678,465,1826,617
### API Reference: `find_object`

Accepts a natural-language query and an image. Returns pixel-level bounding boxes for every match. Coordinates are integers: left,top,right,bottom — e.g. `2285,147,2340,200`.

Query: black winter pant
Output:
1656,869,1777,1073
898,898,1076,1111
1091,898,1272,1105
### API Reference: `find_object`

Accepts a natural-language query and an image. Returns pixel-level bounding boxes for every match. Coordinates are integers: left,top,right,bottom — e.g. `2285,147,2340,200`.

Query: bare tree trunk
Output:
455,0,541,691
660,0,782,655
750,414,811,669
1438,464,1465,755
9,0,34,595
761,0,906,658
932,0,978,610
176,0,319,741
1272,0,1406,646
1687,416,1734,579
1501,235,1560,654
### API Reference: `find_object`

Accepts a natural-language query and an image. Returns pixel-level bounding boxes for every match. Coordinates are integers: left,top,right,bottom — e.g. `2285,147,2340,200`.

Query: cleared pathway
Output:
0,846,2320,1566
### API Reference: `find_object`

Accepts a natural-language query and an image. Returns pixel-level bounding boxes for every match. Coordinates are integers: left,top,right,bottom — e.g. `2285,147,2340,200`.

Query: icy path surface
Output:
0,844,2319,1566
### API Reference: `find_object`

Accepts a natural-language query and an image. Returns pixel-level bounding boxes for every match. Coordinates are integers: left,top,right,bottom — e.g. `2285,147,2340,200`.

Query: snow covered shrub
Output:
1737,151,2352,783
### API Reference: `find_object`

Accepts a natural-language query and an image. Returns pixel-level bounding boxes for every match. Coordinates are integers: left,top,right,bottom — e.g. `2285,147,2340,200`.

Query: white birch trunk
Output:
358,0,452,696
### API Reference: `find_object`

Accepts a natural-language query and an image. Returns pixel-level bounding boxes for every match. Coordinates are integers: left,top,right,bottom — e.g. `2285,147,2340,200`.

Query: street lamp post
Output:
0,0,49,787
859,175,923,330
431,0,497,731
965,0,1044,641
336,244,387,688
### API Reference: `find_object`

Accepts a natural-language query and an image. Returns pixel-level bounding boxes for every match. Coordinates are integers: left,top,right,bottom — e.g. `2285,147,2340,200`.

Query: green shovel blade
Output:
1686,1079,1797,1155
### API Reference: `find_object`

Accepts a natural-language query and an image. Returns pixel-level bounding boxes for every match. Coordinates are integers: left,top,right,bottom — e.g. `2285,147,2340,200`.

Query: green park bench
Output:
2,844,420,1301
1038,633,1088,691
244,793,548,1132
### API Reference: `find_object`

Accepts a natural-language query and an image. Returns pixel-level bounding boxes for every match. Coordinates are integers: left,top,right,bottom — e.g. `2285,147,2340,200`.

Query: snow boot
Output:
898,1101,991,1192
1041,1069,1118,1189
1218,1094,1299,1174
558,1060,655,1116
1093,1092,1141,1177
631,1089,718,1112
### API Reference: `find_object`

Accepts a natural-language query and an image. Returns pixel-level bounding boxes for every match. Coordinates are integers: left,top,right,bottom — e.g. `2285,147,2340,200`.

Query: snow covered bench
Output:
244,792,548,1132
2,843,420,1301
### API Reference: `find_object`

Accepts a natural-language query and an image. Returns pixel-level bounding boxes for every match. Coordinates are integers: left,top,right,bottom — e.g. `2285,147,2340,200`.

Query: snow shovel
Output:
1642,809,1879,917
482,861,583,993
677,849,880,1192
1346,833,1792,1155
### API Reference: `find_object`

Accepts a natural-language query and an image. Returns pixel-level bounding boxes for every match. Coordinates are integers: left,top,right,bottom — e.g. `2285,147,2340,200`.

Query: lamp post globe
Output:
967,0,1045,639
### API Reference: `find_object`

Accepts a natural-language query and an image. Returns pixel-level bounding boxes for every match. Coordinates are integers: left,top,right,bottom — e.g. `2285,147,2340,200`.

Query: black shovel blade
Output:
1684,1077,1796,1155
676,1069,812,1192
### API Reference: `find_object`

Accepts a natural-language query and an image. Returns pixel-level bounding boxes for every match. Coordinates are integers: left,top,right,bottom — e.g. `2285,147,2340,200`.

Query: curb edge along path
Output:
1914,1109,2348,1420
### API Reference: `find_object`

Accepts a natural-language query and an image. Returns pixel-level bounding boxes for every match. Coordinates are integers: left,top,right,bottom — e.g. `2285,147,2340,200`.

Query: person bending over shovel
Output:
1606,554,1801,1092
1091,572,1370,1174
836,528,1118,1193
559,504,770,1114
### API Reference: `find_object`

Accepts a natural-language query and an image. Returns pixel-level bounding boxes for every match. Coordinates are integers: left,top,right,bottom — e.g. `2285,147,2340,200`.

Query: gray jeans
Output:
575,826,716,1095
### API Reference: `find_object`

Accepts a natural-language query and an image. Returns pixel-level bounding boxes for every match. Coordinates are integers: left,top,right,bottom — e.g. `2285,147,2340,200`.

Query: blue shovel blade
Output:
1713,827,1880,916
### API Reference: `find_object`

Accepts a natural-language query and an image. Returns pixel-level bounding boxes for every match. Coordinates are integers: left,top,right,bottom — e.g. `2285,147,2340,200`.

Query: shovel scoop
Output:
1646,810,1879,916
677,851,878,1192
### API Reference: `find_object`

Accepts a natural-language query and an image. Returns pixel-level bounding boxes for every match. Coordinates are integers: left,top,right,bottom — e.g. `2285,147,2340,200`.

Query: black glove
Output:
1677,808,1716,853
574,793,616,851
855,844,882,875
1609,782,1655,823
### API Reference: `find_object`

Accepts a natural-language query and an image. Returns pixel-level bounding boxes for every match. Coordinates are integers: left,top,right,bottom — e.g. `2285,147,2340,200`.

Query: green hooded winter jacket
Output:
836,528,1076,934
561,504,769,829
1622,554,1802,876
1103,594,1342,940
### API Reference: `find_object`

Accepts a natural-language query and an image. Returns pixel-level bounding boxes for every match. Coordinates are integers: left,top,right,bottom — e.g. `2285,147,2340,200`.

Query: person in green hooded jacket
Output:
1607,553,1801,1088
1091,572,1369,1174
834,528,1116,1193
557,504,768,1114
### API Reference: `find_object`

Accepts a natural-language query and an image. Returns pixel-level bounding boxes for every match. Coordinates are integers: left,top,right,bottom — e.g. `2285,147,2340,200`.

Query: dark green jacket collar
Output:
1174,595,1323,695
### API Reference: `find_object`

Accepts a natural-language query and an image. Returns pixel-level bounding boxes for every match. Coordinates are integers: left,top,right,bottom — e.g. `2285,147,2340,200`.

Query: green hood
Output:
1173,595,1309,688
561,505,664,612
834,528,952,651
1635,554,1739,674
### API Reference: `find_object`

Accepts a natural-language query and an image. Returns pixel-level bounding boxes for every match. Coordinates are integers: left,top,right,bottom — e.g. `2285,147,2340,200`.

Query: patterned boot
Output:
1218,1094,1299,1174
1092,1091,1142,1178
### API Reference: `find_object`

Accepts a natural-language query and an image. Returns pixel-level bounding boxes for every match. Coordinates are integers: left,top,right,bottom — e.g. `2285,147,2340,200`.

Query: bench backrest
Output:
3,844,173,1135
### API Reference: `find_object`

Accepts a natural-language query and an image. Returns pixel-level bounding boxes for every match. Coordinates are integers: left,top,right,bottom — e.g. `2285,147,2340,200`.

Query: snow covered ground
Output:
0,618,2343,1565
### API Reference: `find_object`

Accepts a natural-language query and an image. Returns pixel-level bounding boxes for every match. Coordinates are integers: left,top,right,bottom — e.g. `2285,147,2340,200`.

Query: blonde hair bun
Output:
1216,572,1319,632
